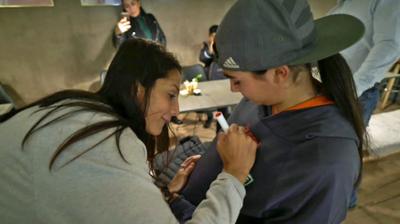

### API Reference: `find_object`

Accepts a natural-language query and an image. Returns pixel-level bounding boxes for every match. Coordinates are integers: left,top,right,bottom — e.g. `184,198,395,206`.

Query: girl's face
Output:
224,69,286,106
225,66,319,113
139,69,181,136
123,0,141,17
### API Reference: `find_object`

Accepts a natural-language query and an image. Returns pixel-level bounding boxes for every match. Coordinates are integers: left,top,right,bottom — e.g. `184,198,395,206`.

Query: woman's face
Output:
123,0,141,17
224,69,285,105
140,69,181,136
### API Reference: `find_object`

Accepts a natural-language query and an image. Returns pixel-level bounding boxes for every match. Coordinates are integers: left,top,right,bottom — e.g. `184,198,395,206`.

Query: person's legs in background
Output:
203,111,213,128
359,83,381,124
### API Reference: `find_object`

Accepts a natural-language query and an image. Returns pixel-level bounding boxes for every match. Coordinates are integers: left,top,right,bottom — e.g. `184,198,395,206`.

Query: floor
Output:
344,152,400,224
170,107,400,224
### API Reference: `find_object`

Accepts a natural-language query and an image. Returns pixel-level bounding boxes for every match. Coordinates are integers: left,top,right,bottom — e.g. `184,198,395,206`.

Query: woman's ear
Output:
273,65,291,86
133,83,146,112
136,84,145,103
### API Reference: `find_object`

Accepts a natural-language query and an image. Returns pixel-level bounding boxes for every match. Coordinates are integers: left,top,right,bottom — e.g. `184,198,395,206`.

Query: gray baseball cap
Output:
216,0,365,71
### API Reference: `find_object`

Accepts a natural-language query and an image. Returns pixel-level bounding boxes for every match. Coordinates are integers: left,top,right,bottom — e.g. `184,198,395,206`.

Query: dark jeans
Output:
349,84,380,208
359,84,380,125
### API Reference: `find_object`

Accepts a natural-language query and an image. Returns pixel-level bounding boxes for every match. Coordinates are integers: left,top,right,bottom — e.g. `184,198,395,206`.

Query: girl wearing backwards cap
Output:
181,0,367,223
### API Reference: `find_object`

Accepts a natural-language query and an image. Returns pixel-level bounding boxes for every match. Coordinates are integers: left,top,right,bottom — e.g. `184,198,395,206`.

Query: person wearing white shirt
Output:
330,0,400,208
330,0,400,124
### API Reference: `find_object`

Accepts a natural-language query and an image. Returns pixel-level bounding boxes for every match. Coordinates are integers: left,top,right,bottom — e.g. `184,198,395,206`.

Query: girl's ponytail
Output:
318,53,367,186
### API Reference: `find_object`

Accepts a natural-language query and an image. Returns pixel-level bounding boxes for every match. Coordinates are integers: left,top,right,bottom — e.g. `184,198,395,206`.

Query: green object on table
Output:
193,74,203,82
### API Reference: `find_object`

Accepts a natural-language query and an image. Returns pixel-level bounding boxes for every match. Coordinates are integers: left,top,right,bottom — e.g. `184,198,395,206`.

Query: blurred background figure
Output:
200,25,225,81
113,0,166,48
198,25,218,128
199,25,225,80
330,0,400,208
330,0,400,125
198,25,229,129
199,25,218,77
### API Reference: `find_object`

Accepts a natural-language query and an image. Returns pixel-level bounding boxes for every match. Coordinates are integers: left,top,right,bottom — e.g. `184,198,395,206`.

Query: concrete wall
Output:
0,0,120,105
0,0,336,105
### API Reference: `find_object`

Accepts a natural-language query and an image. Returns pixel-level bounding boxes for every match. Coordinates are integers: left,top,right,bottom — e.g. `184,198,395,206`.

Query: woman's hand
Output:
217,124,259,183
168,155,202,194
115,17,131,35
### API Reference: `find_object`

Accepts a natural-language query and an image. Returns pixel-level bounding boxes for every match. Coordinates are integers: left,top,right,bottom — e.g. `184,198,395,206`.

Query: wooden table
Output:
0,103,13,115
179,79,242,113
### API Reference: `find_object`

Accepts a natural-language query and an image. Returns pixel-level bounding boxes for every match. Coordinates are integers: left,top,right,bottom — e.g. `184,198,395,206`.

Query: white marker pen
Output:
215,112,229,133
215,111,260,144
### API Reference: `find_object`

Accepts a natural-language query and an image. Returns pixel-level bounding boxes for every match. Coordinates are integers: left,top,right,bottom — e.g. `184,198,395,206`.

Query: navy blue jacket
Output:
182,98,360,223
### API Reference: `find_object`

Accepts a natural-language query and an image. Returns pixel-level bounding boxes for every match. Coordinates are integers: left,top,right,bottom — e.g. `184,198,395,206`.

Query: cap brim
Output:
290,14,365,65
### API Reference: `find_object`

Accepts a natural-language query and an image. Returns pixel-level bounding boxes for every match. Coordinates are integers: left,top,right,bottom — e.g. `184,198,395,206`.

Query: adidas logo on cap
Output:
223,57,240,69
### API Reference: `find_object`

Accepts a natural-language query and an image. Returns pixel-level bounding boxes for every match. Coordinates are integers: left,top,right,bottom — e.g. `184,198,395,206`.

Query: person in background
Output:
199,25,229,129
329,0,400,208
199,25,218,75
113,0,166,48
179,0,368,223
0,39,258,224
199,24,226,81
330,0,400,125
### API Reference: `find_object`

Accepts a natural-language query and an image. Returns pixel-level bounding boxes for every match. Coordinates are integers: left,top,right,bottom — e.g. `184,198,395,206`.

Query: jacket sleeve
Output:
170,172,245,224
170,196,197,224
158,23,167,47
149,13,167,46
187,172,245,224
42,126,245,224
112,28,127,48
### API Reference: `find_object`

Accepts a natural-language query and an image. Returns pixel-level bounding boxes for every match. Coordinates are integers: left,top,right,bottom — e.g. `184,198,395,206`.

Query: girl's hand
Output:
217,124,258,183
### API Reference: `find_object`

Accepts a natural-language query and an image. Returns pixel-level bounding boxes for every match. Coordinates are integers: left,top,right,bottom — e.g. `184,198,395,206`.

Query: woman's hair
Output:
1,38,181,171
121,0,140,12
209,25,218,35
317,53,366,187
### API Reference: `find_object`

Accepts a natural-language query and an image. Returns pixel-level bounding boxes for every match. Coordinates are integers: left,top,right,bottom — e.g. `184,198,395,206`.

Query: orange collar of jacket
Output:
273,95,334,115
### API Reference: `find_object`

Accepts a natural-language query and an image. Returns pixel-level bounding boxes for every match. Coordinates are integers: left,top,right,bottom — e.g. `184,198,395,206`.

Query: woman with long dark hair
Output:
181,0,368,223
0,39,258,223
